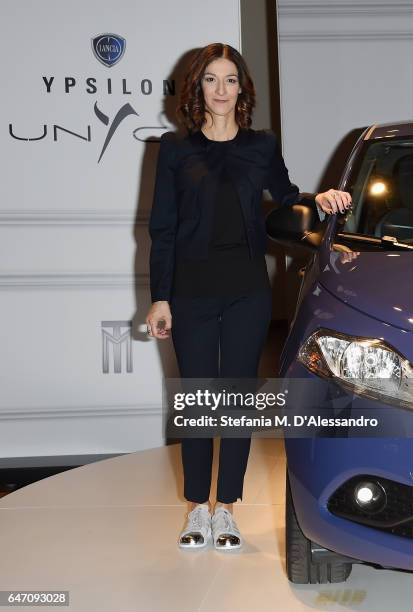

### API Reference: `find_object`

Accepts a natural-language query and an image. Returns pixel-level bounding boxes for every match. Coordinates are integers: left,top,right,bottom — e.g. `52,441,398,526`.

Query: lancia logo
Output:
91,33,126,67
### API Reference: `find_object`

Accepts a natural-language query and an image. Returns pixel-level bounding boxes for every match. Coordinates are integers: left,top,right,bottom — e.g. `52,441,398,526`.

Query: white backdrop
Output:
0,0,241,457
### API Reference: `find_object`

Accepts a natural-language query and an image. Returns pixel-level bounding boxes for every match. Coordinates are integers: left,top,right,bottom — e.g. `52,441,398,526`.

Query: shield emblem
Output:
91,33,126,68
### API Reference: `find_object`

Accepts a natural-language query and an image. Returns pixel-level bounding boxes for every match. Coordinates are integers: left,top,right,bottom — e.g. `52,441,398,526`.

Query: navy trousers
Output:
170,288,272,503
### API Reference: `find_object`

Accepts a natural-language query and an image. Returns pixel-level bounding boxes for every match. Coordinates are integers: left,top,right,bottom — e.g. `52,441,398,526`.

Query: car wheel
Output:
285,468,353,584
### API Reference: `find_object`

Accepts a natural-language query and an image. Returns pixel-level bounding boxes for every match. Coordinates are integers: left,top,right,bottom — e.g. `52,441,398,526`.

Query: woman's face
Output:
201,57,241,121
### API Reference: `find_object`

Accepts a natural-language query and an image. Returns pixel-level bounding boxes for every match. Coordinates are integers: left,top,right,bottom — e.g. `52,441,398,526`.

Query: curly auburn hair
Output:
176,43,256,132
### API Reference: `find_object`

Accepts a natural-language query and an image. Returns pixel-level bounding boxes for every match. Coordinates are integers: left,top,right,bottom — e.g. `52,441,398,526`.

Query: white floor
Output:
0,437,411,612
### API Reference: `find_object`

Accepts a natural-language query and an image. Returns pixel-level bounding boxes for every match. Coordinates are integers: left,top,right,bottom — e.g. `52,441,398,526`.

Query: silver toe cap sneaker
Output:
178,504,212,549
212,507,243,550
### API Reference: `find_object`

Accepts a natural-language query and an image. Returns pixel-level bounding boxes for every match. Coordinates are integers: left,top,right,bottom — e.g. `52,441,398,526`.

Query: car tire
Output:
285,468,353,584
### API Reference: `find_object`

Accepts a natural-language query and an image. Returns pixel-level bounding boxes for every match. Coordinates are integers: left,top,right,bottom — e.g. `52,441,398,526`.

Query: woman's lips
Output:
214,99,228,103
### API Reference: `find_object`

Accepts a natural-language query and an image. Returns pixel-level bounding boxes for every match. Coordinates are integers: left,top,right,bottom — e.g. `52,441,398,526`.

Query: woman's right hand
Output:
145,301,172,339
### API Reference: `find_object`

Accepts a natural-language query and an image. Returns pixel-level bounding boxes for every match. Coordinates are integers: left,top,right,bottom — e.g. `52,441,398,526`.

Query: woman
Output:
145,43,351,551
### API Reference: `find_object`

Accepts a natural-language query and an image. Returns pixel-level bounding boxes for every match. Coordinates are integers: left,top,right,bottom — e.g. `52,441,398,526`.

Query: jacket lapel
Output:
187,127,256,223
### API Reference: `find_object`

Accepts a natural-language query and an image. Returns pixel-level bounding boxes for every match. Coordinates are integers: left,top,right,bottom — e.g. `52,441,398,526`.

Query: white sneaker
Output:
212,507,243,550
178,503,212,549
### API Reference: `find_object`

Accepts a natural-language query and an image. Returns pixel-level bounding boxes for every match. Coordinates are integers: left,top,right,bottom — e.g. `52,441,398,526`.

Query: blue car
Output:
265,120,413,583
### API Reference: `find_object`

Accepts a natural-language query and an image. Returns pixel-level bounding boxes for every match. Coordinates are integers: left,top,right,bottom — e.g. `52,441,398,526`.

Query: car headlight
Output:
298,328,413,409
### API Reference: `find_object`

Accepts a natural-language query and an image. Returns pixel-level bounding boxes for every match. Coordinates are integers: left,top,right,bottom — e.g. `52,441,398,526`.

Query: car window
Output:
335,137,413,249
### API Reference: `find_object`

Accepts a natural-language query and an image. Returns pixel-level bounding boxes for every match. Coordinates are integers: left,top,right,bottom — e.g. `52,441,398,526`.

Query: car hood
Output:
317,249,413,332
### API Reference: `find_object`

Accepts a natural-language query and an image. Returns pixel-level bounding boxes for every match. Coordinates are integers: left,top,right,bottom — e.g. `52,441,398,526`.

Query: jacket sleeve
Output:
148,131,178,303
265,130,326,222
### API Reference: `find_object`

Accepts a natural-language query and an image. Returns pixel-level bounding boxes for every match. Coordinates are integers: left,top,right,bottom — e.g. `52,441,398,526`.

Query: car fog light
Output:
354,480,386,513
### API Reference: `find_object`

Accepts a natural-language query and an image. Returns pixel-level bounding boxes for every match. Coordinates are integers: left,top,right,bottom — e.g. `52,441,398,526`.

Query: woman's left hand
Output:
315,189,352,214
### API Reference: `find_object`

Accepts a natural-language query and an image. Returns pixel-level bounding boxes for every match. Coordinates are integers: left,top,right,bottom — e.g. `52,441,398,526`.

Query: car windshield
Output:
334,136,413,251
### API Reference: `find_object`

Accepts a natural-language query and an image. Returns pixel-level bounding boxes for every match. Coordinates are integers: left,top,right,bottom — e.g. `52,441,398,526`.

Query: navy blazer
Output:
148,127,324,303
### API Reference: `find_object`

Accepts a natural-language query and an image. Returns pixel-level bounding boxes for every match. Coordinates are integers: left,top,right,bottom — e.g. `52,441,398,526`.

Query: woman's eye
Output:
203,77,238,84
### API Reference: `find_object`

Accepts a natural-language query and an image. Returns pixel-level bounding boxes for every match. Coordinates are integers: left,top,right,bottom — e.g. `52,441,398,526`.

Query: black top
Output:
172,134,270,298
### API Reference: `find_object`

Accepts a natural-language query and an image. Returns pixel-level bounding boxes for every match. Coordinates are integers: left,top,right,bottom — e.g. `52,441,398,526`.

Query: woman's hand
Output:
145,301,172,340
315,189,352,215
340,250,360,264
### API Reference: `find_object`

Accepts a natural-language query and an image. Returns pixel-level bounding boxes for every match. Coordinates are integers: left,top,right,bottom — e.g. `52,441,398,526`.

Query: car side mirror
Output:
265,204,326,250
